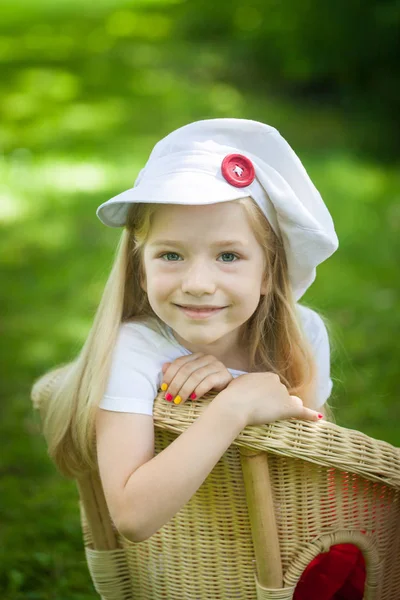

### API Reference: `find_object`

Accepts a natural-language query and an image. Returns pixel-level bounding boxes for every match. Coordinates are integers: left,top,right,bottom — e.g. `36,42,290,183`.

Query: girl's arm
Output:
95,395,246,543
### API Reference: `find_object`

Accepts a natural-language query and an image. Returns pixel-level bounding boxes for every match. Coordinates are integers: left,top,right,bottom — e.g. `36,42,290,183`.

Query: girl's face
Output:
141,201,268,368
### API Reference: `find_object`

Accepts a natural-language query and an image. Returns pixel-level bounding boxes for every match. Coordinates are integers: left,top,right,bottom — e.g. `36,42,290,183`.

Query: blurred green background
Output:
1,0,399,597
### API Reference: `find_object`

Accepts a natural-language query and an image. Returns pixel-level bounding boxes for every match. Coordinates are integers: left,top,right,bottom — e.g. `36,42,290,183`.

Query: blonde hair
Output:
34,197,334,478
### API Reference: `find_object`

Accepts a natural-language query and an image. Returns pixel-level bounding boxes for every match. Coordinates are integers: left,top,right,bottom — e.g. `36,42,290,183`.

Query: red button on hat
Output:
221,154,255,188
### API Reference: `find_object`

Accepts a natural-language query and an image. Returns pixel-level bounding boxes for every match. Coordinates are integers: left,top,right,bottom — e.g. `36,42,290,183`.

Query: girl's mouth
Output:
176,305,225,319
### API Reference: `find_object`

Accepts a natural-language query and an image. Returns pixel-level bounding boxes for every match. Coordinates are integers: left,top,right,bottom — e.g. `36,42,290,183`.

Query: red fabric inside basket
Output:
293,543,366,600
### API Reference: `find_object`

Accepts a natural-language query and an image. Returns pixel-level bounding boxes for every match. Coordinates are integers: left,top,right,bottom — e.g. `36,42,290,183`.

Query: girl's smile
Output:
175,305,227,319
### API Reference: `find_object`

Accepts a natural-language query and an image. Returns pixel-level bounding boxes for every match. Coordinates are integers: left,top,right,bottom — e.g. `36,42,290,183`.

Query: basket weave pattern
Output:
32,369,400,599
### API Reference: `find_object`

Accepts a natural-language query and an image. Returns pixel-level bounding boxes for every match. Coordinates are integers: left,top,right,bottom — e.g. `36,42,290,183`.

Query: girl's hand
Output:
216,372,323,427
160,353,234,405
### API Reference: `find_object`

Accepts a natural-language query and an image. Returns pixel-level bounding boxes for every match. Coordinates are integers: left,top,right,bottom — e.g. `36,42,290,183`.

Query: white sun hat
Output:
96,118,339,301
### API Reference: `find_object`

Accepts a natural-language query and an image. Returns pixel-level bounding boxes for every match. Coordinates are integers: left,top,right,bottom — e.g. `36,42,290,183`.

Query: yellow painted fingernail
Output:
173,396,182,405
161,383,168,391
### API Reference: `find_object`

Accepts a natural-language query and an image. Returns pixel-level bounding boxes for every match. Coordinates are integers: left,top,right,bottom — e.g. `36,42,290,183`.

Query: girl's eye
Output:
220,252,239,262
159,252,239,262
160,252,180,261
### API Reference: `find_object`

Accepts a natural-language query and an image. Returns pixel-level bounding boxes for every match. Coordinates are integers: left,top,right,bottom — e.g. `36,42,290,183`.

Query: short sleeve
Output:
308,313,333,408
99,324,160,416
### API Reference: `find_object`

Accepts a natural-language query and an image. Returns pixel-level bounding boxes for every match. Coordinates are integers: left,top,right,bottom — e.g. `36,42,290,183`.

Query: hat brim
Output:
96,170,253,227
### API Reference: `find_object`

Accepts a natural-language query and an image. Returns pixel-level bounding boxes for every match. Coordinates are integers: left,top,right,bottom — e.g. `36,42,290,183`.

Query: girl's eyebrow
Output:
149,239,246,248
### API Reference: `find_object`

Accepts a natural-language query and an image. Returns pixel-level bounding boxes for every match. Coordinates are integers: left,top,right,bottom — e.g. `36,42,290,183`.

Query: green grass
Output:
1,1,399,597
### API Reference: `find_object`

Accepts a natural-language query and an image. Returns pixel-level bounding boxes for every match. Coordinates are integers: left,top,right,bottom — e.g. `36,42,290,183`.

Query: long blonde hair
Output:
35,197,334,478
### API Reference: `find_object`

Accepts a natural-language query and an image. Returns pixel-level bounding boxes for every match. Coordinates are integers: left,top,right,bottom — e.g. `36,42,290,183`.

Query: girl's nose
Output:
181,265,216,294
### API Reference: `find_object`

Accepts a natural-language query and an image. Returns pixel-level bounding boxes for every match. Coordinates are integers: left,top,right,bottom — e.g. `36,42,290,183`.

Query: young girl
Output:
38,118,338,544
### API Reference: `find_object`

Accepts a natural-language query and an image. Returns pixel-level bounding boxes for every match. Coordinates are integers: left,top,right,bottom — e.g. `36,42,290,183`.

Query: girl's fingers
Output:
300,407,322,421
175,370,233,405
162,353,206,384
161,355,231,405
284,396,321,422
285,396,321,421
161,354,212,401
167,366,223,405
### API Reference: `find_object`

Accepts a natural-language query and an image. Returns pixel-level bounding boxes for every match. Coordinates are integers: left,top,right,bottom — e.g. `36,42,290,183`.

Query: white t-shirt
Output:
99,304,333,415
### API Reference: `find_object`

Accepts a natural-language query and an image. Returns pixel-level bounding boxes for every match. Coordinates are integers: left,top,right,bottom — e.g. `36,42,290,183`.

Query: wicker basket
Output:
31,369,400,600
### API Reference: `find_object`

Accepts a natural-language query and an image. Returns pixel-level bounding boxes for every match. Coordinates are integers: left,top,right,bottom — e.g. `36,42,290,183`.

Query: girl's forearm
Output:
119,395,246,542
